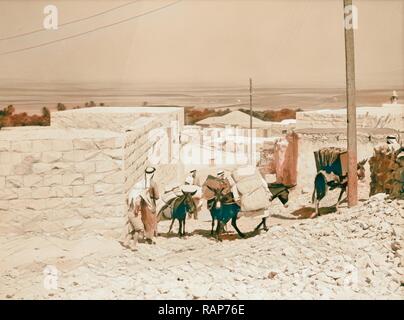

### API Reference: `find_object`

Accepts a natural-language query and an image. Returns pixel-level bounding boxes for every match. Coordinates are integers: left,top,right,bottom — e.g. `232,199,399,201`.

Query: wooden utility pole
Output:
344,0,358,207
249,78,253,165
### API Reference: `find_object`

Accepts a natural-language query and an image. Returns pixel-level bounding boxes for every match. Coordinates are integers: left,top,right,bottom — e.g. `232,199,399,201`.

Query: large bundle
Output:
314,147,347,176
202,175,232,200
232,167,271,211
158,184,201,220
369,145,404,199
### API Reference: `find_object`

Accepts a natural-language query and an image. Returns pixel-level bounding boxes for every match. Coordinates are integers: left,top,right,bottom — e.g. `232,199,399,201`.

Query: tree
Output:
4,105,15,116
42,107,50,118
57,103,66,111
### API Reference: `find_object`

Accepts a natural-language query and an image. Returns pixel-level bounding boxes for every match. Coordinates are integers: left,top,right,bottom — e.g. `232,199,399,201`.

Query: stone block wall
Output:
52,106,184,133
0,128,125,217
123,117,182,197
52,106,184,197
296,105,404,131
0,107,185,231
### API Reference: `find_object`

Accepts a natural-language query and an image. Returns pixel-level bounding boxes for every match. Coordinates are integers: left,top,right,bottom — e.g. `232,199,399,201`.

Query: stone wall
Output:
52,106,184,196
0,128,125,217
52,106,184,133
0,107,185,237
123,117,182,197
296,105,403,131
291,128,400,190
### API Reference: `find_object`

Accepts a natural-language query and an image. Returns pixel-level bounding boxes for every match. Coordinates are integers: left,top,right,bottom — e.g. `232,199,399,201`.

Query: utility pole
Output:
343,0,358,207
249,78,253,165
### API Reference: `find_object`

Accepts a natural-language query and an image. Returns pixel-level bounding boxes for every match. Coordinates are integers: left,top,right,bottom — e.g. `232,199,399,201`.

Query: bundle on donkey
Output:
202,169,294,240
311,147,367,218
230,166,293,232
202,174,244,240
157,185,198,237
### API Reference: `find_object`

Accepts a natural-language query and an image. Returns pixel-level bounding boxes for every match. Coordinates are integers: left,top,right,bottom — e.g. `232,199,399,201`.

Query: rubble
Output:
0,194,403,299
369,145,404,199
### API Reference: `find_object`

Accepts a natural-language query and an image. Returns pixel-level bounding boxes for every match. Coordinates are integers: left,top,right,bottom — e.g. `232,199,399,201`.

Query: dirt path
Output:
1,192,402,300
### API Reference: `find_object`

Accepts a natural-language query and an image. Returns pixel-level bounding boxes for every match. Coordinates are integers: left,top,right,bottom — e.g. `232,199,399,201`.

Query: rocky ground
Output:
0,192,403,300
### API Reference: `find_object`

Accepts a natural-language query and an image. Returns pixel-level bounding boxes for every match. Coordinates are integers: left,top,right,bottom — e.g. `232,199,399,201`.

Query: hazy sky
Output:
0,0,403,88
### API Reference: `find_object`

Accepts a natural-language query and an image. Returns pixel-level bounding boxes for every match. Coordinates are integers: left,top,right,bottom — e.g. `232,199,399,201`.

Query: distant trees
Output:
238,108,302,122
84,101,96,108
184,107,231,125
0,105,50,128
42,107,50,118
0,100,106,129
0,105,15,116
56,103,66,111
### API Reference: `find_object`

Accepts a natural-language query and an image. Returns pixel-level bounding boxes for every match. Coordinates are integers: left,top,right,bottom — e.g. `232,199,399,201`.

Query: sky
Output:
0,0,403,88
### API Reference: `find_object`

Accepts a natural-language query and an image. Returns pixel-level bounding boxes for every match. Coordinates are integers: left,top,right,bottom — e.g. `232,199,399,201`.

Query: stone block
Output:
104,171,124,184
0,152,22,164
17,188,32,199
85,150,118,162
94,138,121,149
63,150,87,162
41,152,63,163
43,198,65,210
43,174,62,186
62,174,84,186
0,188,18,200
94,183,123,195
75,162,95,173
82,194,123,208
50,186,73,198
6,175,24,188
32,140,53,152
21,153,41,163
32,187,51,199
84,173,105,185
26,199,48,211
0,200,9,211
11,140,33,153
24,175,43,187
13,162,33,175
103,148,123,160
49,162,75,174
8,199,27,210
0,140,10,152
95,161,120,173
52,139,73,151
72,139,96,150
73,185,93,197
32,163,52,174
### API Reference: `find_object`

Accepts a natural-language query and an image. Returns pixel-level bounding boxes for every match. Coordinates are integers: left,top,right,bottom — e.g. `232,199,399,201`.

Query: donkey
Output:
254,183,293,232
311,159,367,218
207,186,245,241
167,190,197,237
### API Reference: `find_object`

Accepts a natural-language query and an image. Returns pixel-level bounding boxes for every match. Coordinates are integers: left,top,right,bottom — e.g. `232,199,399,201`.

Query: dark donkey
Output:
167,190,197,237
311,159,367,218
207,186,245,241
254,183,294,232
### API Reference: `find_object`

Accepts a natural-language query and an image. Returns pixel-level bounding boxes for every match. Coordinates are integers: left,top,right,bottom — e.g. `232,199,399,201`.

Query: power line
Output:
0,0,141,41
0,0,182,56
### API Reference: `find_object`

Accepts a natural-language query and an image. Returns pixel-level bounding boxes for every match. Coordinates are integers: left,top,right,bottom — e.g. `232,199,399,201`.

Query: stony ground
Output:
0,191,403,300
